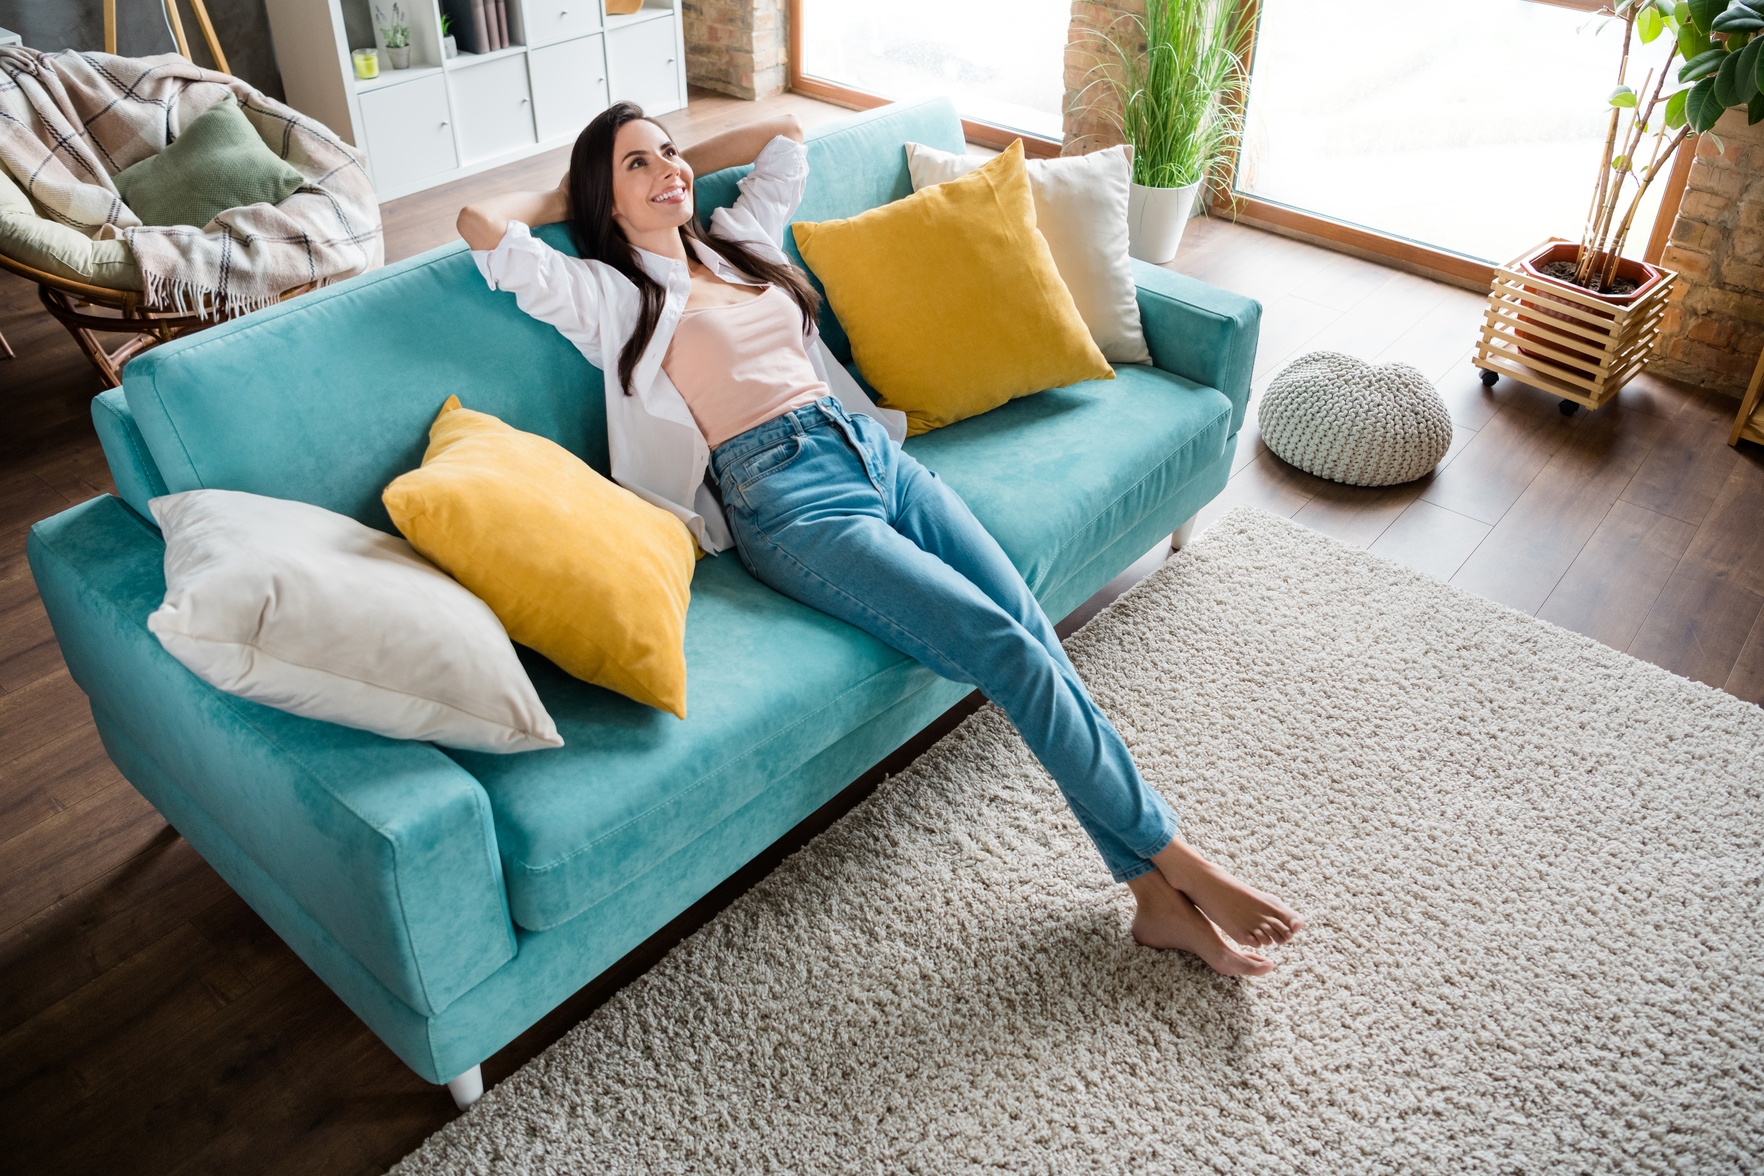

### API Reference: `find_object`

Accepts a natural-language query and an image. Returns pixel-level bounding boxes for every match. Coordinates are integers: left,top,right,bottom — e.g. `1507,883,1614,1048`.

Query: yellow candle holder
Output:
352,48,381,80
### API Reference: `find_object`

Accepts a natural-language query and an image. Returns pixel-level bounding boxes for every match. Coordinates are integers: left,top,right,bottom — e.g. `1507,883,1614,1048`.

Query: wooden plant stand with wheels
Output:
1472,237,1677,417
1731,344,1764,449
0,252,311,388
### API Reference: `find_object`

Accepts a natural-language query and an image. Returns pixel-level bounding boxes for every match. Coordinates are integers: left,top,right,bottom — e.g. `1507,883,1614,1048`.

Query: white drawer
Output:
529,35,609,143
358,74,459,195
449,54,537,164
523,0,601,47
607,16,682,116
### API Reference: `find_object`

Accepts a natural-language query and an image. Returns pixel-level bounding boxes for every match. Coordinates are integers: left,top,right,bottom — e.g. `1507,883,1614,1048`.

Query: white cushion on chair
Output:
1257,351,1454,487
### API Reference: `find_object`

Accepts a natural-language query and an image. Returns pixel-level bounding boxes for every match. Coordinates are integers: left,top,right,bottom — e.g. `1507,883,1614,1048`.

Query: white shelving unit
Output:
264,0,686,200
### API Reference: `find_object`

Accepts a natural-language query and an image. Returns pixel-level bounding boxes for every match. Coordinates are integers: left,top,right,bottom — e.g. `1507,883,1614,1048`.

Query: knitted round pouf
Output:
1257,351,1454,487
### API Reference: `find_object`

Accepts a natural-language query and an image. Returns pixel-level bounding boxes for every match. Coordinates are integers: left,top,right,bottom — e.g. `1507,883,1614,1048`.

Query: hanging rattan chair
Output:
0,1,314,386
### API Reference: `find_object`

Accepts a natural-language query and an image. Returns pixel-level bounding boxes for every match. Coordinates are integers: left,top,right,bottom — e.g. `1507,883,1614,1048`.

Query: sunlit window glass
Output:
797,0,1071,141
1237,0,1668,263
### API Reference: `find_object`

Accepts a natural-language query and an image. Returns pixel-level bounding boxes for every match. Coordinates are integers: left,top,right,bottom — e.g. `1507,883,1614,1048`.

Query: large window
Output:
1235,0,1670,266
794,0,1071,143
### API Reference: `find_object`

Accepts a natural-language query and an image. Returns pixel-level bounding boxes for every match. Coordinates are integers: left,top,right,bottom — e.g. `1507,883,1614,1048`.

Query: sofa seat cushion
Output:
448,553,934,930
905,362,1233,602
452,362,1233,932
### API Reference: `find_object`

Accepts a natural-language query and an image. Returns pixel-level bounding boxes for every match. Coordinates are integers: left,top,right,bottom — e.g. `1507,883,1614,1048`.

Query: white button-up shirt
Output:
472,134,907,554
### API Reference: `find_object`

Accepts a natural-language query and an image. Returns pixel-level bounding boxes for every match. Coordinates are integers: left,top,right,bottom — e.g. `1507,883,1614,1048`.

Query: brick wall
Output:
1062,0,1143,156
682,0,787,101
1651,108,1764,397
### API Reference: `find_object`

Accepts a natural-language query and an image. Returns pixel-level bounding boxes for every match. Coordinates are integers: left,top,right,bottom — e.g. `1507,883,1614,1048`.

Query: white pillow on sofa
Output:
905,141,1151,365
147,489,562,754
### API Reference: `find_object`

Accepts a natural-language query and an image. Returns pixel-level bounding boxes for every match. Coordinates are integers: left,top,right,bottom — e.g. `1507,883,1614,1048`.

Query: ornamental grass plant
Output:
1073,0,1252,192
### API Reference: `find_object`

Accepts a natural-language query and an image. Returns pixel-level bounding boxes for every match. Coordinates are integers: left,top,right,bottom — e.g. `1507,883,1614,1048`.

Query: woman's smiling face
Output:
609,117,694,238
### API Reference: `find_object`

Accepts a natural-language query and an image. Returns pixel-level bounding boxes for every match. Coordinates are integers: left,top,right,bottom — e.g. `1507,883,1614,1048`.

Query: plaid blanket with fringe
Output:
0,47,382,316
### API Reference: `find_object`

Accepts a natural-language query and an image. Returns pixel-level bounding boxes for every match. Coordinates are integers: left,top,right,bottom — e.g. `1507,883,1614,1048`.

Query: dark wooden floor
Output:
1,89,1759,1176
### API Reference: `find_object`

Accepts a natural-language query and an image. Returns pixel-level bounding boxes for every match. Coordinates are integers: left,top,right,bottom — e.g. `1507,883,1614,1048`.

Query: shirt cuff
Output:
750,134,807,181
472,220,534,287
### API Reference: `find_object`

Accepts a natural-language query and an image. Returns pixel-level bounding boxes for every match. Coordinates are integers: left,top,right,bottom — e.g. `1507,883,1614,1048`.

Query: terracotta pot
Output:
1514,241,1665,377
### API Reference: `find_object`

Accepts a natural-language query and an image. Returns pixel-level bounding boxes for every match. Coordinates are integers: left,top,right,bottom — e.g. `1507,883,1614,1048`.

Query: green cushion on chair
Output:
113,95,305,229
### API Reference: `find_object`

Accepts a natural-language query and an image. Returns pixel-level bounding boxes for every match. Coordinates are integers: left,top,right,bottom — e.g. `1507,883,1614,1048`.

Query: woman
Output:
457,103,1302,977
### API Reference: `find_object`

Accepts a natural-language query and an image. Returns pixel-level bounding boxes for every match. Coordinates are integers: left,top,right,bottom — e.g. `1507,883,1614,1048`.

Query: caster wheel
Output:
1479,369,1499,387
1559,399,1580,416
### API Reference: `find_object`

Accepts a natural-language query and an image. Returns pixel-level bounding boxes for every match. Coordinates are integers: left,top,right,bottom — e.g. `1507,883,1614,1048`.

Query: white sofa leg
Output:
446,1064,484,1110
1171,514,1198,552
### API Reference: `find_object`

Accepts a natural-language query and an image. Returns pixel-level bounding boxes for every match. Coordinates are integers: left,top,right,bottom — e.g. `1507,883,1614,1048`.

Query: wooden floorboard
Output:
0,86,1759,1175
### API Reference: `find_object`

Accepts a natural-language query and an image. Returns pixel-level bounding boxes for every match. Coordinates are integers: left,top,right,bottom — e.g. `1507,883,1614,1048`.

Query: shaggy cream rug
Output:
393,508,1764,1175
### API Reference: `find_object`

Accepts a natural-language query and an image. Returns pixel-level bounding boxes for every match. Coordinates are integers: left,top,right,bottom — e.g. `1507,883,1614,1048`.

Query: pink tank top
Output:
661,284,830,450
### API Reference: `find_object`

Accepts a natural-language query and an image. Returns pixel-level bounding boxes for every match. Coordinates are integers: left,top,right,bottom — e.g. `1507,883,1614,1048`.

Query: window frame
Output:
786,0,1692,286
1207,0,1692,288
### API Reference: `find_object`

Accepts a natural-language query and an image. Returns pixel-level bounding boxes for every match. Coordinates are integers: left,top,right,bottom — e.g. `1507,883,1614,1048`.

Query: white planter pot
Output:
1127,181,1202,265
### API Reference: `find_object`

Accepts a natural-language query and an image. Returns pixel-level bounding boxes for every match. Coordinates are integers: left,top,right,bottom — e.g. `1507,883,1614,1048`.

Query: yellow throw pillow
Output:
383,397,696,718
791,140,1112,436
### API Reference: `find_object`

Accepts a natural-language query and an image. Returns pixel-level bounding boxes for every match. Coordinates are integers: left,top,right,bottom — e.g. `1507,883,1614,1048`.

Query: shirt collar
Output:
632,237,764,288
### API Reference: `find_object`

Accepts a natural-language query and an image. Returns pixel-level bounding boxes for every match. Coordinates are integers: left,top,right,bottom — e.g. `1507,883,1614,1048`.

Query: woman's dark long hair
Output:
566,101,821,395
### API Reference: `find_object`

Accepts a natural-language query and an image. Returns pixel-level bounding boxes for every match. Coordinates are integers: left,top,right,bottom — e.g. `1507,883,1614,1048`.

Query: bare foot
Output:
1151,836,1304,949
1127,872,1273,977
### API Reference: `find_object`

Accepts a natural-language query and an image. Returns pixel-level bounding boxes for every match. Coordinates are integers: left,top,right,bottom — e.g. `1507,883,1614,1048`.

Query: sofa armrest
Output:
27,494,516,1018
92,388,169,521
1132,258,1262,434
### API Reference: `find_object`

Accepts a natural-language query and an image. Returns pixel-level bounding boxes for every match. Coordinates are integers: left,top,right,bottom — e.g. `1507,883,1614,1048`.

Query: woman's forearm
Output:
457,184,570,251
681,114,804,177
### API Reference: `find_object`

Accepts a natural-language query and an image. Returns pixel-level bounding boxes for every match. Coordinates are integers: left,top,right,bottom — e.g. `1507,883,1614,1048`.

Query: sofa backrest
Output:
118,98,967,534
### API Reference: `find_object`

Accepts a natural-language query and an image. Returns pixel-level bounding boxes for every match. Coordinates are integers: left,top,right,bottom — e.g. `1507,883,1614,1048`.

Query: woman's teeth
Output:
652,185,686,204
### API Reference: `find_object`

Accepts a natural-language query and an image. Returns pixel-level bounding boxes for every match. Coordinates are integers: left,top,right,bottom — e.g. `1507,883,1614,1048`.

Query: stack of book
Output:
442,0,514,54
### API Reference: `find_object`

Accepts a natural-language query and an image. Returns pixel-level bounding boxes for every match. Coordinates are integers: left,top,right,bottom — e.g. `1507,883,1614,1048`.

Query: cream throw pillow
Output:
147,489,562,753
905,142,1150,365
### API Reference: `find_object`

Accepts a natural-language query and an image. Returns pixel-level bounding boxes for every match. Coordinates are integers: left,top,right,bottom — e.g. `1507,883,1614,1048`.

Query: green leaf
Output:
1680,16,1708,57
1613,153,1632,171
1713,6,1764,31
1610,85,1640,107
1666,86,1691,125
1709,130,1726,152
1681,46,1728,80
1639,5,1665,38
1688,75,1727,129
1689,0,1725,33
1716,41,1758,104
1740,29,1764,90
1750,89,1764,121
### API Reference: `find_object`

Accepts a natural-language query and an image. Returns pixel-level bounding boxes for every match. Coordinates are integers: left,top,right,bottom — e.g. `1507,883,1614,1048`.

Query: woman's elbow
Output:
457,206,500,251
778,113,804,143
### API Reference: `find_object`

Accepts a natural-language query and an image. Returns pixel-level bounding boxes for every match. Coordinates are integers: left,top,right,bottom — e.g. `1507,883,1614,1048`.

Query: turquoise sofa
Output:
26,99,1259,1102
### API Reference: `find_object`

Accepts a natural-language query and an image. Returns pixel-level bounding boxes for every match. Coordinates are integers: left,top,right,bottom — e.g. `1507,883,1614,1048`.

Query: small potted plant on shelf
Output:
1475,0,1764,414
1072,0,1251,264
376,2,412,69
441,13,458,59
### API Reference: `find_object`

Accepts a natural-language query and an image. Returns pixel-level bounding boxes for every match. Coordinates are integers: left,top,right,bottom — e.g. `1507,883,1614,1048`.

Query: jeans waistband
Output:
711,395,849,477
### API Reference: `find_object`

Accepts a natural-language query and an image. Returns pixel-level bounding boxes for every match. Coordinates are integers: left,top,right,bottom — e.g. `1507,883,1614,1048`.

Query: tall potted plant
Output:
1476,0,1764,411
1073,0,1252,264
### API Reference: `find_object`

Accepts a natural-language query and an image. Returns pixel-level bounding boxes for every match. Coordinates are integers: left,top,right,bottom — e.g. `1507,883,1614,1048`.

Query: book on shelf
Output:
494,0,510,49
440,0,487,53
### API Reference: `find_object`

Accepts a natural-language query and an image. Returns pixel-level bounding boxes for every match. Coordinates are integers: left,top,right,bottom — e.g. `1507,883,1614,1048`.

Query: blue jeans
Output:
710,397,1178,883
